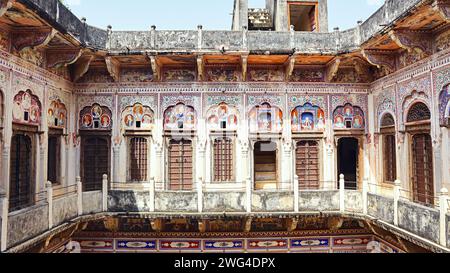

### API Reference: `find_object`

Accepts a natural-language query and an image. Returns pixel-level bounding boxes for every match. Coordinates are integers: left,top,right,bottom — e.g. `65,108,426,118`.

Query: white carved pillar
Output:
112,145,120,183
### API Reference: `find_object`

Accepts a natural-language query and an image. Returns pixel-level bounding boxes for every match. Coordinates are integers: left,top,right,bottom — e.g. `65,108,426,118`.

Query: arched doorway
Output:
337,138,359,190
254,141,278,190
9,134,33,211
406,102,434,205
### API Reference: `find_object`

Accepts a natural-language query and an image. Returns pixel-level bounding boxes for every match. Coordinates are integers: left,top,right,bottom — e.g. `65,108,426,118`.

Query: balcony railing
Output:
1,174,449,252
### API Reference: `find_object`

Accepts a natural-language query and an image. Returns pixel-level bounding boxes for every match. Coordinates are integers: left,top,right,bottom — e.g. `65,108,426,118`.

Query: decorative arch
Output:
163,103,196,131
12,90,42,126
47,99,67,129
333,103,365,130
79,103,112,130
438,84,450,127
380,112,396,128
122,103,155,131
206,102,239,130
248,102,283,133
291,103,325,132
406,102,431,123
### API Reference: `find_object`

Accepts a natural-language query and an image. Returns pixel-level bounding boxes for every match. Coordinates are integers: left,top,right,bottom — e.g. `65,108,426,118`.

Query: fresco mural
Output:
12,90,41,126
333,103,365,130
47,99,67,129
164,103,196,131
439,85,450,127
122,103,155,130
206,103,239,130
291,103,326,132
79,103,112,130
249,103,283,133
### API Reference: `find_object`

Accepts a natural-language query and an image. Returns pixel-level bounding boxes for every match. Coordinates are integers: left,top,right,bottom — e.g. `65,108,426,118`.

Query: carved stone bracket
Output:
285,55,297,80
72,54,94,82
325,57,341,82
362,49,396,74
243,217,252,233
12,27,57,52
287,218,298,232
353,57,372,82
151,218,163,232
389,29,432,56
197,55,204,81
149,55,160,81
433,0,450,21
105,56,120,82
0,0,12,18
47,48,83,69
241,55,248,81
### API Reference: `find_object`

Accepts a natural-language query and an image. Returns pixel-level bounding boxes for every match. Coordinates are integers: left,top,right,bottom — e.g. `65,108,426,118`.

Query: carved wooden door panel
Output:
82,137,109,191
296,141,320,189
168,139,193,190
9,134,33,211
412,134,434,205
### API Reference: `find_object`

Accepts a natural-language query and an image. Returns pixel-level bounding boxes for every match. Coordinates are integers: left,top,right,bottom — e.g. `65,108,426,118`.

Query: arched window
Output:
333,103,365,130
249,103,283,133
291,103,325,132
380,113,396,183
406,102,431,123
380,113,395,128
164,103,196,131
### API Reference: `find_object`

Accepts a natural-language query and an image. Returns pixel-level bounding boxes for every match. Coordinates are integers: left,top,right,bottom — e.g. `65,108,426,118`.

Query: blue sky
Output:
64,0,383,31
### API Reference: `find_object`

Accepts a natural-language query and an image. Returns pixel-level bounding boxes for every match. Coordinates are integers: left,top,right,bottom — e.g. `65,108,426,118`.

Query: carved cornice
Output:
326,57,341,82
433,0,450,21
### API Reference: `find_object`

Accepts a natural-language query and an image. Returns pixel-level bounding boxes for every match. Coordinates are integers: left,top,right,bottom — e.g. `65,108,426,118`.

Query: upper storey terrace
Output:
2,0,449,85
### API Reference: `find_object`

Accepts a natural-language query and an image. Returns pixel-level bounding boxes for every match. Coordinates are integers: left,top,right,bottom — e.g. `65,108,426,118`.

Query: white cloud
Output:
367,0,383,6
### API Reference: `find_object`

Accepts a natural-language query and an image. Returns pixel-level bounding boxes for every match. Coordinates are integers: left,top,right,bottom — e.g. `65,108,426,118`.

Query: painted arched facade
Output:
248,103,283,133
79,103,112,130
206,102,239,131
47,99,67,129
163,103,196,131
122,103,155,131
333,103,365,130
12,90,41,126
291,103,326,132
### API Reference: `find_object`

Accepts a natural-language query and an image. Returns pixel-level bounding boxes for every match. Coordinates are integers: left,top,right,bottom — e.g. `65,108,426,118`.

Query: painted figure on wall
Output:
12,90,41,126
206,102,239,130
333,103,365,130
249,103,283,133
122,103,155,130
291,103,326,132
164,103,196,130
79,103,112,130
47,99,67,129
439,85,450,127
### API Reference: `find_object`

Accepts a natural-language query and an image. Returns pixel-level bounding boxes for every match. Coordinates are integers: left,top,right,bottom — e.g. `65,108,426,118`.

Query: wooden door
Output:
296,141,320,189
9,134,33,211
168,139,193,190
82,137,109,191
412,134,434,205
254,141,277,190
